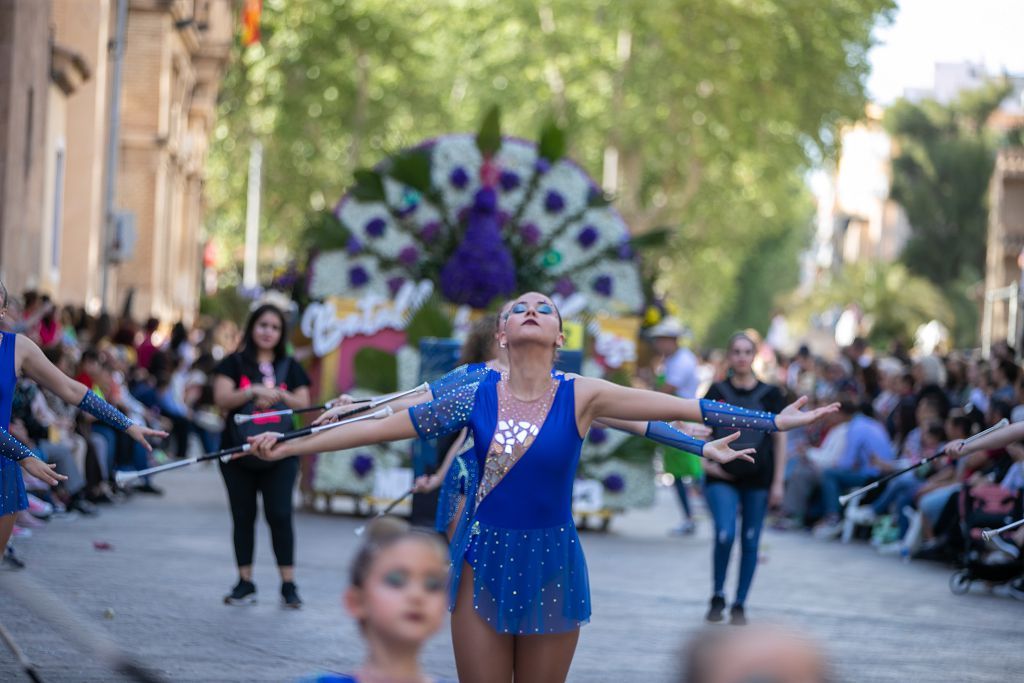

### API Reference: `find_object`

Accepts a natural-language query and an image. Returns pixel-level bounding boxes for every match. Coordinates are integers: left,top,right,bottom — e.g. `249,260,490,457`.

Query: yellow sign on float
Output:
562,321,584,351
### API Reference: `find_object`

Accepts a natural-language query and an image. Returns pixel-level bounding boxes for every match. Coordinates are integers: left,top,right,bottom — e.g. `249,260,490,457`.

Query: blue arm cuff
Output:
699,399,777,432
645,421,704,457
78,390,133,432
0,427,38,462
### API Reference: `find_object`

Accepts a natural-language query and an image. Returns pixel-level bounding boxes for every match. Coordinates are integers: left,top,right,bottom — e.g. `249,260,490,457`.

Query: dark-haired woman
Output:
213,304,310,608
701,332,788,626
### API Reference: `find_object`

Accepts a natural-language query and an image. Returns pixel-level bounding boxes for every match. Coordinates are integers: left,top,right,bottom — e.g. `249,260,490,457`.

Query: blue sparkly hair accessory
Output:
645,421,705,457
1,427,38,462
699,399,777,432
78,390,133,432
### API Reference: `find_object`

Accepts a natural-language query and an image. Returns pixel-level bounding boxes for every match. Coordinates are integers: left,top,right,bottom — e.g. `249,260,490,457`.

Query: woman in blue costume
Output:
0,282,166,553
252,291,837,683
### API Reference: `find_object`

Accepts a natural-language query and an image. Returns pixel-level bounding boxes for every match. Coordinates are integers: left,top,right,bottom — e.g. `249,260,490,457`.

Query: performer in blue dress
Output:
0,283,166,553
251,291,837,683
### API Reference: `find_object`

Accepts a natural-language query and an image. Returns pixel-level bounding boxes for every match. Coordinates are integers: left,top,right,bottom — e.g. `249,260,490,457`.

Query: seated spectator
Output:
777,400,852,528
813,402,894,539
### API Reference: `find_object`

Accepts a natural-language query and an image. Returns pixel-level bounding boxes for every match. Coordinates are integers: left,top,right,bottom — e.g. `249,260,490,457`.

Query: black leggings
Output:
219,456,299,567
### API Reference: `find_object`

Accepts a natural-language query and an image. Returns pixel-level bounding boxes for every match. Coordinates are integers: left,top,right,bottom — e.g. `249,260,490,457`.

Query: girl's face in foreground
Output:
345,539,448,646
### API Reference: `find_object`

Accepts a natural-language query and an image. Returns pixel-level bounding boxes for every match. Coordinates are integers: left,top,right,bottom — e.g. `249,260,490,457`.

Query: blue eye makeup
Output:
383,570,409,588
510,302,554,315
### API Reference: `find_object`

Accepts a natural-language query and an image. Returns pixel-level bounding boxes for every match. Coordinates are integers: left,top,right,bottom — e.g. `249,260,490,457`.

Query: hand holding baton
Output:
234,382,429,426
981,517,1024,542
838,418,1009,507
116,406,394,486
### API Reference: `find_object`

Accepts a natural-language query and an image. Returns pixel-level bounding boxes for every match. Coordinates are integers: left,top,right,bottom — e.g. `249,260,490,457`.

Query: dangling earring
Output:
500,343,507,349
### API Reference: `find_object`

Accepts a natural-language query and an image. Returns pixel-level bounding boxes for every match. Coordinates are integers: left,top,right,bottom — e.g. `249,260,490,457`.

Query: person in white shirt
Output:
648,317,708,534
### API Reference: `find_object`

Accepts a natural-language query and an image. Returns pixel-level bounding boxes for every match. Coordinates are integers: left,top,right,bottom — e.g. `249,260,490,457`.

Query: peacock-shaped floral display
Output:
308,108,648,314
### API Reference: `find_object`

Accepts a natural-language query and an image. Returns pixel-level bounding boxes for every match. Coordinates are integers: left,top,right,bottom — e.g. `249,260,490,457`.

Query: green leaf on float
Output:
628,227,671,249
476,105,502,157
387,149,433,194
385,148,432,193
404,297,454,346
538,120,566,162
587,190,613,208
351,169,386,202
353,347,398,394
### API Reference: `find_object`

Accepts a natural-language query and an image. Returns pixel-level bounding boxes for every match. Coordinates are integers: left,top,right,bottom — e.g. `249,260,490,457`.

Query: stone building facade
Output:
0,0,233,323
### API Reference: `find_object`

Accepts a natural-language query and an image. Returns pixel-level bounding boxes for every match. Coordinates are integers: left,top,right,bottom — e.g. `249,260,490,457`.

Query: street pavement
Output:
1,465,1021,682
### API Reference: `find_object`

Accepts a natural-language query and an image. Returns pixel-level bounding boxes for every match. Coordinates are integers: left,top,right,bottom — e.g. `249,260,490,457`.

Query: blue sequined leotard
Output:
411,374,589,635
1,331,29,516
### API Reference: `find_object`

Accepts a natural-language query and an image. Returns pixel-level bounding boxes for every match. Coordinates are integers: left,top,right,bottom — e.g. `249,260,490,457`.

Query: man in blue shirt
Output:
814,402,894,539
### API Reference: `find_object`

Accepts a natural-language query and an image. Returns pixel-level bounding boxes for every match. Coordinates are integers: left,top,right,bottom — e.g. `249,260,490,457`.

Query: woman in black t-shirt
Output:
701,332,787,626
213,304,310,608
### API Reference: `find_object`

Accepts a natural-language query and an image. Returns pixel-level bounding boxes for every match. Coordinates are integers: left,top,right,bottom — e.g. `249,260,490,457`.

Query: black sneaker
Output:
729,604,747,626
69,496,99,516
2,546,25,570
705,595,726,623
281,581,302,609
224,579,257,605
133,482,164,496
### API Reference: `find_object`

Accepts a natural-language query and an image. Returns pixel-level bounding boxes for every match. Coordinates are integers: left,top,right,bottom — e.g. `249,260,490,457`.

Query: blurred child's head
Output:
946,414,972,442
679,624,830,683
921,422,946,450
346,517,449,648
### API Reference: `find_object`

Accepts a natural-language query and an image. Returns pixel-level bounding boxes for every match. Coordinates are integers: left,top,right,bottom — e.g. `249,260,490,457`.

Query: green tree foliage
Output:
784,262,953,348
207,0,893,341
884,81,1013,345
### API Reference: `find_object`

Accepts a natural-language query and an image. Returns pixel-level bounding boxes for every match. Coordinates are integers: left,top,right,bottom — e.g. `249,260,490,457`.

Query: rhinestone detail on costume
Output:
78,389,133,432
476,375,558,505
0,427,37,462
699,398,777,432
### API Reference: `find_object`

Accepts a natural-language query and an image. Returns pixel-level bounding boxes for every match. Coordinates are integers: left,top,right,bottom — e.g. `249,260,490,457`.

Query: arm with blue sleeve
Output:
254,381,481,460
0,427,38,462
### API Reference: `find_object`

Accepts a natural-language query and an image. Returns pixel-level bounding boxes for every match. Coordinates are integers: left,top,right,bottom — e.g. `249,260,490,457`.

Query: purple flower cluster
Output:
450,167,470,189
520,223,541,246
387,276,406,297
602,473,625,493
349,266,369,288
420,221,442,242
352,453,375,478
544,190,565,214
593,274,613,297
499,171,521,191
398,246,419,267
577,225,598,249
439,188,517,308
365,217,387,238
588,427,607,444
554,277,576,297
346,236,363,255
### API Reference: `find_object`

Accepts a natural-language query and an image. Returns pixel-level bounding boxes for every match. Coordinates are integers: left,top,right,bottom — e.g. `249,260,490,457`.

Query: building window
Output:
51,143,66,272
24,88,34,176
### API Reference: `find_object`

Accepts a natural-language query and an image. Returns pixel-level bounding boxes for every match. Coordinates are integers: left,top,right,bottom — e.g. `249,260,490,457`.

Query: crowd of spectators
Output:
1,288,240,568
661,331,1024,598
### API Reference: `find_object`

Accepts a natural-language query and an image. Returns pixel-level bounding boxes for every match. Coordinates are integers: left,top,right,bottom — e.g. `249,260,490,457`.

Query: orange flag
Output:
241,0,262,46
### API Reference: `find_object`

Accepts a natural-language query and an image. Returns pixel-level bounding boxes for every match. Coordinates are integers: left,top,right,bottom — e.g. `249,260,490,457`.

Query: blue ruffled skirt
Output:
1,457,29,516
460,520,591,634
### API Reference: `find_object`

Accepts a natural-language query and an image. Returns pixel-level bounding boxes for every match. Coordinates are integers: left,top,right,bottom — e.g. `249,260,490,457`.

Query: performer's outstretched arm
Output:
251,382,479,461
575,376,838,433
16,333,167,451
946,421,1024,457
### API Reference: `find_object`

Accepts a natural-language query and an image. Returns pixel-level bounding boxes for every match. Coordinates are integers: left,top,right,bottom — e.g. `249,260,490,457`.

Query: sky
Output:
867,0,1024,104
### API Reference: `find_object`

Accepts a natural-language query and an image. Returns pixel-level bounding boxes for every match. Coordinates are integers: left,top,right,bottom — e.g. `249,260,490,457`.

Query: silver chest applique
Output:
475,375,558,506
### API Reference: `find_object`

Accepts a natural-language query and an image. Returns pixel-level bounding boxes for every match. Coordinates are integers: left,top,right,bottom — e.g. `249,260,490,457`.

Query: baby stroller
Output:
949,481,1023,595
